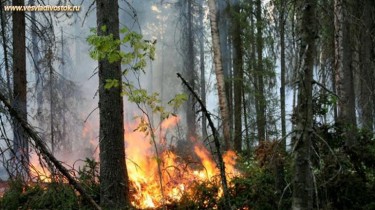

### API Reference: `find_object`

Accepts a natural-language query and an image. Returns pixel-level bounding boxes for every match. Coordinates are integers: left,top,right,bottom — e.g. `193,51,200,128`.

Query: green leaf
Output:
104,79,119,89
100,25,107,32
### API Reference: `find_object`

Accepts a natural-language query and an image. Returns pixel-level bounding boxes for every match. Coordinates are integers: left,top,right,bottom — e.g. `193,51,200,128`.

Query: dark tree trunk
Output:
292,0,316,209
276,0,287,198
96,0,129,208
359,0,374,131
199,0,208,140
12,0,29,177
280,0,286,140
334,0,357,146
231,0,243,152
255,0,266,142
0,0,11,97
186,0,197,140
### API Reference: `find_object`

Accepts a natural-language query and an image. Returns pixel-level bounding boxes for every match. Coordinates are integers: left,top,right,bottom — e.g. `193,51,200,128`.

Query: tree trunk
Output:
255,0,266,142
292,0,316,209
186,0,197,140
0,0,11,97
47,48,55,155
231,0,243,152
334,0,357,146
12,0,29,177
280,0,286,140
276,0,287,198
358,0,374,131
96,0,129,208
199,0,208,140
208,0,231,150
218,0,233,145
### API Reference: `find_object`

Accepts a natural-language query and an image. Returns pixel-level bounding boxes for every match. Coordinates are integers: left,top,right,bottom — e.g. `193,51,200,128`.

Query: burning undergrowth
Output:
121,115,240,209
2,115,240,209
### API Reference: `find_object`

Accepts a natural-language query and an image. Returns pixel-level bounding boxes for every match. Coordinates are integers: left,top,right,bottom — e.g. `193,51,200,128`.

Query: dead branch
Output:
177,73,231,208
0,92,101,210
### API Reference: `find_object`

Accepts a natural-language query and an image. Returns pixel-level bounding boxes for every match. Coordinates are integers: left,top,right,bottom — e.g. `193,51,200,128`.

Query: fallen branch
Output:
0,92,102,210
177,73,231,209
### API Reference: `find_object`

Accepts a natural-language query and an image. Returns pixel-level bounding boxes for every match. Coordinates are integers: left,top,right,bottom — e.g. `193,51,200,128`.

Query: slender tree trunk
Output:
60,28,70,152
231,0,243,152
218,0,233,144
359,0,374,131
12,0,29,177
243,89,250,154
186,0,197,140
96,0,129,208
29,0,42,117
334,0,357,146
255,0,266,142
47,48,55,155
208,0,231,150
0,0,11,97
276,0,287,198
199,0,208,140
292,0,316,209
280,0,286,140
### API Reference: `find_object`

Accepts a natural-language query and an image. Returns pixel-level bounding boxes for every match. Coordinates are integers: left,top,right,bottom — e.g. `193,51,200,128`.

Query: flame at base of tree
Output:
28,115,240,209
125,116,240,209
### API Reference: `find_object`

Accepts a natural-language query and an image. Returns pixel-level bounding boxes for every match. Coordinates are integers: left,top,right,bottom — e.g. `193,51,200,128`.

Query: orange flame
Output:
125,115,239,208
29,152,52,183
79,115,240,209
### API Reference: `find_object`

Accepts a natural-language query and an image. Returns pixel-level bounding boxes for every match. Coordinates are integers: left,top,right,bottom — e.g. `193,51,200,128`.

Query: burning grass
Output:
123,115,241,209
1,115,241,209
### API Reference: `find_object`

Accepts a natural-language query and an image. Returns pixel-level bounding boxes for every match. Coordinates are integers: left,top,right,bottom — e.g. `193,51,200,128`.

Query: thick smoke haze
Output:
0,0,220,181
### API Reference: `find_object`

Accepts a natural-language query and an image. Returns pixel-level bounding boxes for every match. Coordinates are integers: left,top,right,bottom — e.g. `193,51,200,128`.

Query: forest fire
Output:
26,115,239,209
79,115,240,209
29,153,52,183
124,116,240,209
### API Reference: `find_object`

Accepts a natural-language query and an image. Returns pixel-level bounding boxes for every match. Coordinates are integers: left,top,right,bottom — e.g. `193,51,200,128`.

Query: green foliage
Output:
0,180,79,210
168,93,188,110
87,26,155,66
174,180,222,209
312,123,375,209
78,158,100,205
87,25,186,123
313,92,338,116
230,150,291,210
104,79,120,89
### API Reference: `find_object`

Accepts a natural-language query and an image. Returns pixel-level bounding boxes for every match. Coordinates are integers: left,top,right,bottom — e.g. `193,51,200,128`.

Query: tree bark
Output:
292,0,316,209
96,0,129,208
334,0,357,145
186,0,197,140
218,0,233,145
276,0,287,198
199,0,208,140
231,0,243,152
12,0,29,177
358,0,374,131
280,0,286,140
0,0,11,97
208,0,231,150
255,0,266,142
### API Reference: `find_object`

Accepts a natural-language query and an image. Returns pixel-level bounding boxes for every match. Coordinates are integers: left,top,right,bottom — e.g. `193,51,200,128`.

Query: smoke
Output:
43,0,187,166
0,0,214,180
